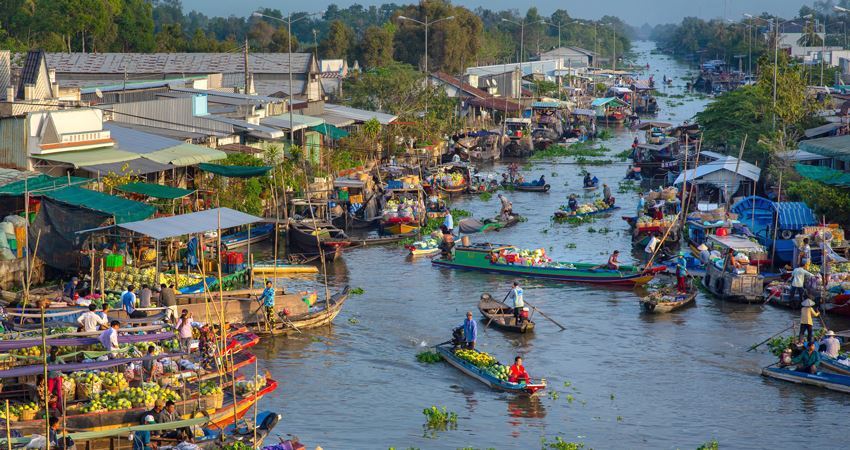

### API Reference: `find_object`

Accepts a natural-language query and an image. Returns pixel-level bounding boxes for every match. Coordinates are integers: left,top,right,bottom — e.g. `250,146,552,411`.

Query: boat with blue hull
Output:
222,222,275,250
762,367,850,394
435,344,545,394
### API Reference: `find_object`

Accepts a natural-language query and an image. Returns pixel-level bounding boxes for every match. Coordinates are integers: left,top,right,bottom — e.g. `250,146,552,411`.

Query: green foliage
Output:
350,287,365,295
652,17,765,63
531,143,606,159
450,208,471,218
787,179,850,225
695,85,771,161
358,24,396,68
478,191,492,201
415,350,442,363
540,437,587,450
319,20,355,59
422,406,457,430
696,439,719,450
394,1,483,74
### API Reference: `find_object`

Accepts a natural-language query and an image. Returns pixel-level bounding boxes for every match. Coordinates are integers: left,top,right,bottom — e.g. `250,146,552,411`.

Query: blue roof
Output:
731,196,816,231
590,97,627,107
531,101,561,109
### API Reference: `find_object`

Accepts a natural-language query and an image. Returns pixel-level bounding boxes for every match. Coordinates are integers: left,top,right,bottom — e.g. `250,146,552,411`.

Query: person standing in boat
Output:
583,172,593,187
461,311,477,349
568,194,578,212
790,265,814,305
509,356,530,384
507,282,525,324
636,192,646,217
498,194,513,220
798,298,820,344
675,253,689,293
799,237,812,270
602,184,612,204
443,210,454,233
259,280,276,328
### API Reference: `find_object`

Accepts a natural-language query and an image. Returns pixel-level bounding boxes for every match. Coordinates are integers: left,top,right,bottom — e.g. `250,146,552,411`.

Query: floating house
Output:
730,196,817,265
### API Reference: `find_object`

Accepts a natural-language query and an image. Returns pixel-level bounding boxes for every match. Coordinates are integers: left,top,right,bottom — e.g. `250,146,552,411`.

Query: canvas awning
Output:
32,148,139,168
117,207,263,240
143,143,226,166
116,182,194,199
309,123,349,139
42,186,157,223
198,163,272,178
323,104,397,125
804,122,843,138
81,159,174,176
0,174,89,195
318,112,356,127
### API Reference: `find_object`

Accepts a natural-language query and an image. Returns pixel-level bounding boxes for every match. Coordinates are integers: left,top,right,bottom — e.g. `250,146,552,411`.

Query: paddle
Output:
523,299,567,331
747,323,795,352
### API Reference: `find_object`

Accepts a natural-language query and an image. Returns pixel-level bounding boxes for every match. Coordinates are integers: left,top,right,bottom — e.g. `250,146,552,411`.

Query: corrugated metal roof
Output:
804,122,843,138
118,207,263,240
142,143,226,166
798,135,850,163
41,53,314,75
0,117,28,170
323,104,397,125
0,168,37,187
318,112,355,127
104,122,184,153
205,116,285,139
81,159,174,176
673,155,761,185
261,113,323,131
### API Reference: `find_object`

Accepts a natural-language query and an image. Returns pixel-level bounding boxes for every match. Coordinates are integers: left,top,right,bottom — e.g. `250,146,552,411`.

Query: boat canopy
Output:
590,97,629,108
117,207,264,240
706,235,765,252
730,196,816,232
531,101,562,109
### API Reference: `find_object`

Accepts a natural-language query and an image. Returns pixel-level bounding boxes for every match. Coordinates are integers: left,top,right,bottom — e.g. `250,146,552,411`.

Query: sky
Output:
183,0,811,26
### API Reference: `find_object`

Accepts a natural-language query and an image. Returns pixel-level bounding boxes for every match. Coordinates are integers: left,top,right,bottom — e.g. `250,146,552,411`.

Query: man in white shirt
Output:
77,304,108,332
790,266,814,305
821,330,840,358
99,320,121,356
507,281,525,324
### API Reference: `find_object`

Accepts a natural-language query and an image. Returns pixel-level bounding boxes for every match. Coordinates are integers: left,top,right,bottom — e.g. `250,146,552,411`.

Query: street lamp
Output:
836,6,850,50
253,11,320,146
502,18,534,99
398,14,454,116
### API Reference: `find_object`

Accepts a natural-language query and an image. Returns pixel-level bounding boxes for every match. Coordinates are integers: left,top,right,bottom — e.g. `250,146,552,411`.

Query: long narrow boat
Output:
435,344,545,394
511,182,551,193
331,210,379,230
553,206,620,219
639,288,697,313
762,367,850,394
221,223,275,250
432,243,664,285
478,294,535,333
351,232,418,246
383,222,420,235
820,356,850,376
457,215,521,234
254,286,350,335
288,220,351,259
251,262,319,274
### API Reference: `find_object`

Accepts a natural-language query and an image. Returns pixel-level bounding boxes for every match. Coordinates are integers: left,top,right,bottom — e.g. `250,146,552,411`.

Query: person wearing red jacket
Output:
509,356,530,384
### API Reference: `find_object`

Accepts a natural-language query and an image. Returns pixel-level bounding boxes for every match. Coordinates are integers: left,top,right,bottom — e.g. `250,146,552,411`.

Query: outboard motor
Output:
451,326,465,349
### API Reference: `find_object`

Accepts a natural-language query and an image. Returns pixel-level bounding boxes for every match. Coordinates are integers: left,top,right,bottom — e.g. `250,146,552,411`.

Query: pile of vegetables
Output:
482,364,511,381
410,238,439,250
454,349,497,368
636,214,678,228
560,199,611,216
199,381,223,396
415,350,442,364
102,267,197,291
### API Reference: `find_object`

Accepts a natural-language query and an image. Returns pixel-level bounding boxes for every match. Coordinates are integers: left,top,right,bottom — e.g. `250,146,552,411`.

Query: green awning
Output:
795,163,850,187
798,135,850,164
43,186,157,223
0,174,89,195
144,143,227,166
116,182,194,199
198,163,272,178
31,148,139,168
309,123,349,139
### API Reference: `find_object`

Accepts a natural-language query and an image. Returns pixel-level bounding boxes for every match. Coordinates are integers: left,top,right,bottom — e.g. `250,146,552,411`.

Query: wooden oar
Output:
484,290,513,330
747,323,795,352
522,299,567,331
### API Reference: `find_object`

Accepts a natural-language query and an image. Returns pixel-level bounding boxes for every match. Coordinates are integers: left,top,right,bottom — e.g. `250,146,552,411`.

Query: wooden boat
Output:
661,254,706,278
512,182,551,193
435,344,545,394
820,356,850,376
288,220,351,259
582,183,598,191
438,183,468,195
251,262,319,274
553,206,620,219
351,232,417,246
406,242,441,257
331,210,378,230
457,215,521,234
384,222,420,235
432,243,664,285
478,294,535,333
255,286,350,334
221,223,275,250
639,287,697,313
762,367,850,394
702,262,763,303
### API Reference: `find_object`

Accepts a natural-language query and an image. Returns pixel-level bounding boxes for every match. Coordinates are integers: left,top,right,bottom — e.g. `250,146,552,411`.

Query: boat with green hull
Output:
432,243,664,285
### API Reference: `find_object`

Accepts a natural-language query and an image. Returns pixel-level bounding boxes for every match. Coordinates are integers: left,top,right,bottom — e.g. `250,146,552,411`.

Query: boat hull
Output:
478,297,535,333
435,345,544,394
384,222,419,235
762,367,850,394
221,223,275,250
554,206,620,219
639,290,696,313
513,184,550,193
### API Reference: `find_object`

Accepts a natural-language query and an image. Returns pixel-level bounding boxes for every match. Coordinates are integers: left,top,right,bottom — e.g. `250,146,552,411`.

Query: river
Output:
250,41,850,449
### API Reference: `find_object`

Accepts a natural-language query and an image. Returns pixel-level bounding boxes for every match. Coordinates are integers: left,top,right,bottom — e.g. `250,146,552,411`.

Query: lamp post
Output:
502,17,533,99
398,14,455,115
252,11,320,145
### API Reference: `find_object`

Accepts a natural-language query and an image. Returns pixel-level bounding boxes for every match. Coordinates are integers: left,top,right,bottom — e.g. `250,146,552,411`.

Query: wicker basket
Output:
211,392,224,409
105,384,121,394
62,379,77,401
19,409,37,421
0,354,13,371
6,413,18,422
76,380,102,400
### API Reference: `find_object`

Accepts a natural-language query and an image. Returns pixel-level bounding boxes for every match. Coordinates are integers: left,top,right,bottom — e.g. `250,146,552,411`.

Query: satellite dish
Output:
95,88,103,99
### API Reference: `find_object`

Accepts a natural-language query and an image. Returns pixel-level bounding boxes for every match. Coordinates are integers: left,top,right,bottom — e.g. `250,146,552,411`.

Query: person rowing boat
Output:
607,250,621,270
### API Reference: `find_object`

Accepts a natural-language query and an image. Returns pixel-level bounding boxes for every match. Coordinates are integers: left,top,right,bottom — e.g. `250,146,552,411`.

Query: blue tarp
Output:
775,202,816,230
531,101,561,108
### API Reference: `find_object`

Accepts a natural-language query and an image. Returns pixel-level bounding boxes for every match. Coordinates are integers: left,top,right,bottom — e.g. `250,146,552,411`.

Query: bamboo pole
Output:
679,136,689,228
40,300,50,450
5,400,10,450
301,164,332,306
217,207,226,351
252,358,259,446
770,172,783,267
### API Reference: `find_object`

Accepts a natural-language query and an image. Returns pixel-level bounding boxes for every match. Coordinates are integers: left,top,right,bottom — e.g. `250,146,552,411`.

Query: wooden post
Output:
100,258,105,297
40,301,50,450
5,400,10,450
770,172,783,268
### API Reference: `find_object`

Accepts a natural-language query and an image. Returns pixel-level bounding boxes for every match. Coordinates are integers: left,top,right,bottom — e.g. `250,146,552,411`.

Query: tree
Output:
248,20,275,51
269,27,298,52
358,24,395,68
319,20,355,59
155,23,187,52
115,0,155,52
393,0,483,73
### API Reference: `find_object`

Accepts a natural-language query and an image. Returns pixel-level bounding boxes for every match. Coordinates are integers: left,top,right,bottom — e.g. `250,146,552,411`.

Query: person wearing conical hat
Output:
798,298,820,345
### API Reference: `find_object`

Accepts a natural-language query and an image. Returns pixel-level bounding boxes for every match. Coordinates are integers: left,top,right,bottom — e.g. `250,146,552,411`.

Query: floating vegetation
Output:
451,208,472,218
351,287,365,295
575,157,613,166
422,406,458,430
587,227,597,233
596,128,614,140
697,440,719,450
478,191,492,201
554,215,594,225
415,351,442,364
598,227,612,234
614,149,632,161
551,171,559,177
541,438,586,450
617,180,642,193
565,243,577,249
548,390,560,400
348,317,360,324
566,394,574,404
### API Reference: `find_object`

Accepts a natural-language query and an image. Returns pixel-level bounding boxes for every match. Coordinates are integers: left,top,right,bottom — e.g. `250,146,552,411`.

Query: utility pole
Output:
243,37,250,95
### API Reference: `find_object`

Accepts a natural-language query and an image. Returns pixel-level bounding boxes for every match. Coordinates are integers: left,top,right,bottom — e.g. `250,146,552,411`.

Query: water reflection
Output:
506,394,547,420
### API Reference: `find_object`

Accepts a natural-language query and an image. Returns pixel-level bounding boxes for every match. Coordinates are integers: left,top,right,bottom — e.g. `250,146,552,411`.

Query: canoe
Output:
639,288,697,313
349,232,417,246
437,183,469,195
513,183,550,193
406,245,441,257
457,215,521,234
553,206,620,219
435,344,545,394
254,286,349,334
478,294,535,333
251,262,319,274
762,367,850,394
288,220,351,259
221,223,275,250
383,222,420,235
820,356,850,376
432,243,664,286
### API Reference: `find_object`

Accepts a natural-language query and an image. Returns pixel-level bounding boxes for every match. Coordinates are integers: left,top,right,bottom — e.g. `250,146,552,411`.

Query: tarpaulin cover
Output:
309,123,349,139
198,163,272,178
118,207,263,240
798,134,850,163
69,417,211,441
43,186,157,224
458,217,508,234
795,163,850,187
82,159,174,176
0,331,175,352
0,351,186,378
117,181,194,199
29,198,114,269
0,174,89,195
143,143,226,166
